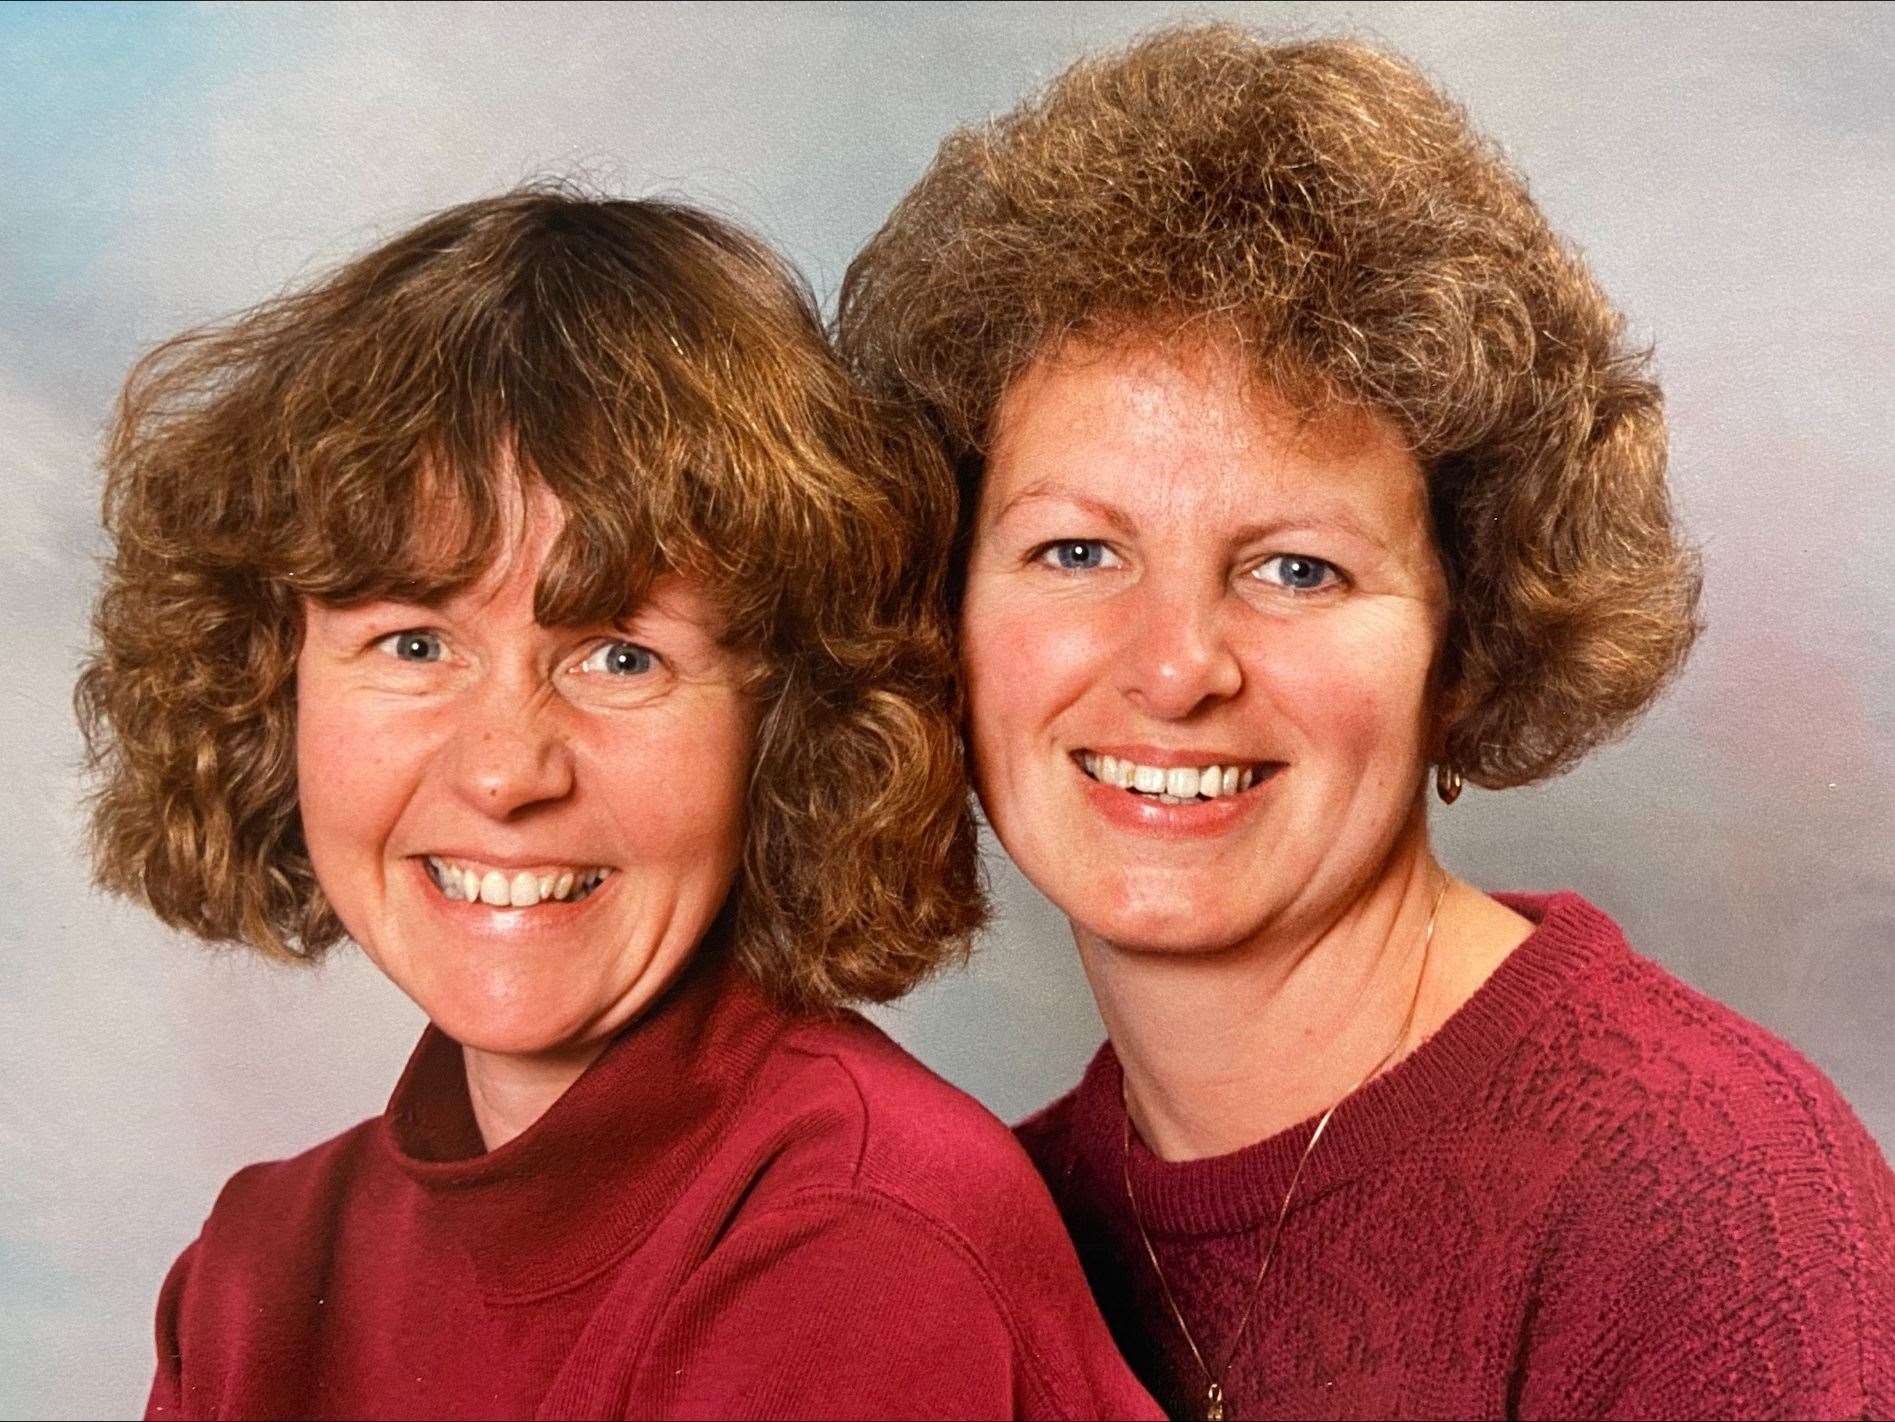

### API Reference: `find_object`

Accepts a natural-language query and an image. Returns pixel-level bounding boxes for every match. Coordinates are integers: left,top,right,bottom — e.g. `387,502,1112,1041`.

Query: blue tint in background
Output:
3,5,1891,1415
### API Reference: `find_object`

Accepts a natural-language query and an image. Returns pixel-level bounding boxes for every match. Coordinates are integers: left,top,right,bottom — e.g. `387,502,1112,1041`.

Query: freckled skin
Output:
295,486,757,1071
960,336,1449,959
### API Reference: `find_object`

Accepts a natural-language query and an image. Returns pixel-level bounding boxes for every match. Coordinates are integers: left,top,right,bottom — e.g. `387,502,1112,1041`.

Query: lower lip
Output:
1076,763,1281,838
408,859,615,930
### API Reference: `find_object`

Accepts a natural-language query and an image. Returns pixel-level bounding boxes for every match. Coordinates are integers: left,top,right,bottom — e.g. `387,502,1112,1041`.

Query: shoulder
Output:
761,1013,1072,1232
155,1115,385,1355
1536,928,1895,1276
1508,894,1889,1189
651,1173,1159,1420
205,1116,383,1221
733,1012,1114,1312
1503,894,1895,1413
675,1016,1160,1417
181,1117,384,1281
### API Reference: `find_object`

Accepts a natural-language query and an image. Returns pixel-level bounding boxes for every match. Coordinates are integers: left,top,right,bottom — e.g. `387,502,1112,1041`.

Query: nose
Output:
1113,577,1244,720
442,682,577,819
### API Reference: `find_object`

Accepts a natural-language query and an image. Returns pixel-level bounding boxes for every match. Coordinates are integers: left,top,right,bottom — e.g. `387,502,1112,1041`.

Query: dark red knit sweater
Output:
146,951,1160,1420
1018,893,1895,1420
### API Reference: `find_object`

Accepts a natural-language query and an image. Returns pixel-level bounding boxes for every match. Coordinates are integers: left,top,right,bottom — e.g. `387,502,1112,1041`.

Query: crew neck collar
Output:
376,944,786,1301
1068,891,1626,1239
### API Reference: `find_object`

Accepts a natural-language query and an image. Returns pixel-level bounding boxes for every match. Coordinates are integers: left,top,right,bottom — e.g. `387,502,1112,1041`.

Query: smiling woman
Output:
841,23,1895,1421
292,493,760,1143
963,338,1451,959
75,188,1158,1419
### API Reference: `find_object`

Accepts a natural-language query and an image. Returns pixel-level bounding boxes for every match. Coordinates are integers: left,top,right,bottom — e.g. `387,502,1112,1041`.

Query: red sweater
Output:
146,952,1161,1420
1018,893,1895,1420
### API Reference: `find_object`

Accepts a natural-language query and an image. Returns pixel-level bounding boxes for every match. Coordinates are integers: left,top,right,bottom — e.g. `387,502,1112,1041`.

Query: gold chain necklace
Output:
1120,876,1448,1422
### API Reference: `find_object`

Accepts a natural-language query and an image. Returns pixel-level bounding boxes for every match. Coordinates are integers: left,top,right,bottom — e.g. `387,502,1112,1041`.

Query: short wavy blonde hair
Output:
78,187,983,1008
839,25,1701,786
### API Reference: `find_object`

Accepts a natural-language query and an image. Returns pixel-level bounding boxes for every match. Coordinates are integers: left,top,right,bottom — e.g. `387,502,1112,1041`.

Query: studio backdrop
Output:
2,4,1890,1417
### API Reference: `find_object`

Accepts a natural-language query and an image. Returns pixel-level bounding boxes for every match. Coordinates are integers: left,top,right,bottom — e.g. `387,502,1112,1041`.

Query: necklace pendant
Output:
1206,1381,1225,1421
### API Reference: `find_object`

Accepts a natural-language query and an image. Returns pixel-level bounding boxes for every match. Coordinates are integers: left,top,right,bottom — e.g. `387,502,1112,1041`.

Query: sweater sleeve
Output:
143,1239,197,1420
1519,1127,1895,1421
627,1187,1086,1420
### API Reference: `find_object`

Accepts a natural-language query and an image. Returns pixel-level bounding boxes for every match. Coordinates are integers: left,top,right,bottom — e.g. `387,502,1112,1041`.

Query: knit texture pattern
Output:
1019,893,1895,1420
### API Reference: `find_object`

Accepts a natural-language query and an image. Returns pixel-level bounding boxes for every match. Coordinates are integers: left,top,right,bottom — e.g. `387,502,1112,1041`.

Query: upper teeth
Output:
1079,754,1256,799
426,857,611,907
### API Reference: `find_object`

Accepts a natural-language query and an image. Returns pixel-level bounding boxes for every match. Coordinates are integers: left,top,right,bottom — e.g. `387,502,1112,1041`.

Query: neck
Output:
1081,812,1476,1162
462,1037,609,1151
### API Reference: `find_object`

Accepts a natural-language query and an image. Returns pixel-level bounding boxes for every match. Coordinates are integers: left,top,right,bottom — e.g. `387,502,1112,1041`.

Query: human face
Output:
295,485,756,1058
961,337,1448,957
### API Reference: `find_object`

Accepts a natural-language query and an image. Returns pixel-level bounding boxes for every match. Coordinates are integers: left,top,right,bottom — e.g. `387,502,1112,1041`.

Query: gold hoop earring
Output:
1435,762,1464,805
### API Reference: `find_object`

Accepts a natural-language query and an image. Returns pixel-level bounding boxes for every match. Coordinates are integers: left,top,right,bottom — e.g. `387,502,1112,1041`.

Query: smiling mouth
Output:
424,855,613,908
1075,752,1276,805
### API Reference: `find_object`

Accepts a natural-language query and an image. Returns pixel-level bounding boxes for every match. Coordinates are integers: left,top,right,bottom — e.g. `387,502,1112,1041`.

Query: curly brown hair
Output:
77,185,984,1008
838,25,1701,787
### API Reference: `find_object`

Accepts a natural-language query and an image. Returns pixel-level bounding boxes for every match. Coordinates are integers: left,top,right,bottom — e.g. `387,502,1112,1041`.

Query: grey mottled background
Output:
2,3,1891,1416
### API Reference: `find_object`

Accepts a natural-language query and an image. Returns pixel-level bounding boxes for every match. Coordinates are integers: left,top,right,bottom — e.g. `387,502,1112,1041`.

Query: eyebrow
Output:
1236,506,1388,550
990,480,1395,552
990,482,1137,536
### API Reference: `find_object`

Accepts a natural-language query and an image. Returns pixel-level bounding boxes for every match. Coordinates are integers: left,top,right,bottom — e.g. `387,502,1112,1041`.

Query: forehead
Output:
985,335,1425,533
411,478,560,599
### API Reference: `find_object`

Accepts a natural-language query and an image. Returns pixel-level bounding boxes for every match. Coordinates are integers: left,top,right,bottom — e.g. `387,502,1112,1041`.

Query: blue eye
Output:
1255,555,1340,592
1037,541,1120,572
379,630,445,662
579,640,657,676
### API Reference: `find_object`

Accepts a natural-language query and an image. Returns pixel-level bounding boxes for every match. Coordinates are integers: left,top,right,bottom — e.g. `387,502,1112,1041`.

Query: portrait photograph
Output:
2,4,1891,1419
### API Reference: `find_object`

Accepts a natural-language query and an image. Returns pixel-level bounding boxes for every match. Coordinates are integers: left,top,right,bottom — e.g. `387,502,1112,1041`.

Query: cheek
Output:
594,699,754,864
962,591,1107,758
1252,610,1438,762
294,689,414,873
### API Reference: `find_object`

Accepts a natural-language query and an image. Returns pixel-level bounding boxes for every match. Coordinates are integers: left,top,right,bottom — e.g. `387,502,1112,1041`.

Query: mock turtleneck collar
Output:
1067,891,1626,1239
377,945,786,1301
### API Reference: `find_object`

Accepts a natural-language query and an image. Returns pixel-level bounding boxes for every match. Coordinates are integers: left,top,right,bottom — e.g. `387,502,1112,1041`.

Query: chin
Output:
411,978,599,1059
436,1016,588,1059
1075,894,1258,957
1092,919,1252,957
1054,863,1259,957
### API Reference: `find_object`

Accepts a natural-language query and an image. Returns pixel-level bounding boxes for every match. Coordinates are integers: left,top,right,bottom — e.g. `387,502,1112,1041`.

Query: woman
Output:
839,26,1895,1421
78,189,1159,1419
